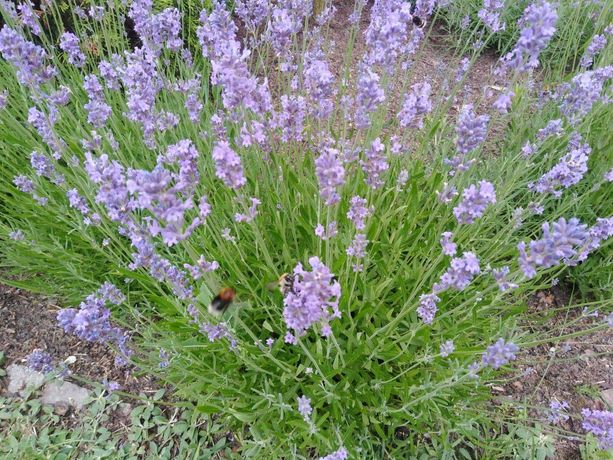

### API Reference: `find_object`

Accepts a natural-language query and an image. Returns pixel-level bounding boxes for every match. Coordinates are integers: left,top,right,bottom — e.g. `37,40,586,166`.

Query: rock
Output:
41,381,90,411
6,364,45,396
53,401,70,416
601,388,613,407
118,402,133,417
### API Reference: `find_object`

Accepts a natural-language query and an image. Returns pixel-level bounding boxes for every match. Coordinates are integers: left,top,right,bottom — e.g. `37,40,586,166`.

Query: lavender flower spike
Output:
453,181,496,224
482,338,518,369
212,141,247,189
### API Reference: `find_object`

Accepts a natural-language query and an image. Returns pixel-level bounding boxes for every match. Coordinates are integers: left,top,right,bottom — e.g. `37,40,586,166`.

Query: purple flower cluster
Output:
518,217,588,279
492,266,518,292
455,105,489,155
398,82,432,129
275,95,306,142
319,447,348,460
500,1,558,73
212,141,247,190
28,107,66,157
315,148,345,205
579,34,607,69
283,257,341,339
453,181,496,224
235,0,270,30
361,138,389,189
548,400,570,424
347,196,373,230
200,321,237,348
26,349,54,373
417,293,440,324
83,74,112,128
57,284,131,365
581,408,613,449
353,67,385,129
130,0,183,54
297,395,313,421
363,0,413,69
434,252,481,292
0,26,56,86
18,1,42,36
347,233,368,259
556,66,613,124
481,338,518,369
531,137,591,196
235,197,261,223
440,232,457,256
440,340,455,357
536,119,564,141
315,221,338,240
184,255,219,280
478,0,505,33
59,32,85,67
493,90,514,114
303,46,336,118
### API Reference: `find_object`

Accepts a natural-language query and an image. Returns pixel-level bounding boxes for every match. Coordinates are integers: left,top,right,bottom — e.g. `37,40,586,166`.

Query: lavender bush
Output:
0,0,611,457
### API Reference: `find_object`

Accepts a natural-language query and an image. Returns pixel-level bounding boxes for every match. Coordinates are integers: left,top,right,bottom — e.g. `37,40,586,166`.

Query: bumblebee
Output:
208,287,236,316
267,273,296,297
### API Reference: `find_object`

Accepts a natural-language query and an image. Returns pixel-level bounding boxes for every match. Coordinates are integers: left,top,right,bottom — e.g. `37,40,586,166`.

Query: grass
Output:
0,0,612,458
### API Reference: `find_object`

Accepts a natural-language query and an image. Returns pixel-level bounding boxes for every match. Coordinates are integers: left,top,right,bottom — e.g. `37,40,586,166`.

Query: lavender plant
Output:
0,0,611,457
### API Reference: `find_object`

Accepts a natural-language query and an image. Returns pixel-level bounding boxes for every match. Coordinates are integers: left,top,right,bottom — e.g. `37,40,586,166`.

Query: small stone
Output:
53,401,70,416
6,364,45,396
42,381,90,411
601,389,613,407
118,403,133,417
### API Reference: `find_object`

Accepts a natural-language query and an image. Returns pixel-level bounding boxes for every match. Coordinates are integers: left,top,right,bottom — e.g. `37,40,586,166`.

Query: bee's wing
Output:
197,272,222,305
266,279,280,291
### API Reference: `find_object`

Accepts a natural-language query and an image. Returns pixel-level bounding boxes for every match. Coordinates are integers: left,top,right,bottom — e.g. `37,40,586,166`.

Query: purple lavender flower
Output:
437,183,458,204
297,395,312,421
283,257,341,339
102,379,121,394
30,151,55,178
303,47,336,118
417,293,440,324
67,189,91,215
361,137,389,189
581,408,613,450
13,175,34,194
0,26,56,86
97,282,126,305
536,119,564,141
499,2,558,72
492,266,518,292
440,340,455,357
478,0,505,33
363,1,413,69
556,66,613,124
314,221,337,241
580,34,607,69
440,232,457,256
99,55,123,90
522,141,537,157
354,67,385,129
347,196,373,230
398,82,432,128
532,137,591,196
25,349,54,373
319,447,348,460
482,338,518,369
453,181,496,224
49,86,71,106
28,107,65,156
455,105,489,155
548,400,570,424
200,321,237,349
274,95,306,142
493,90,514,113
18,1,42,35
59,32,85,67
83,74,112,128
517,217,589,278
89,5,105,21
235,0,270,29
9,230,25,241
347,233,368,259
468,361,481,379
130,1,183,53
235,197,261,223
159,348,170,368
396,169,409,190
315,148,345,205
212,141,246,190
434,252,481,292
57,286,131,365
605,169,613,182
0,89,7,110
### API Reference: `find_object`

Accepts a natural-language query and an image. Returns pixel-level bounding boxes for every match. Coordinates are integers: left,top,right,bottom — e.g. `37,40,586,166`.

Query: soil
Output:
0,283,156,397
499,285,612,459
